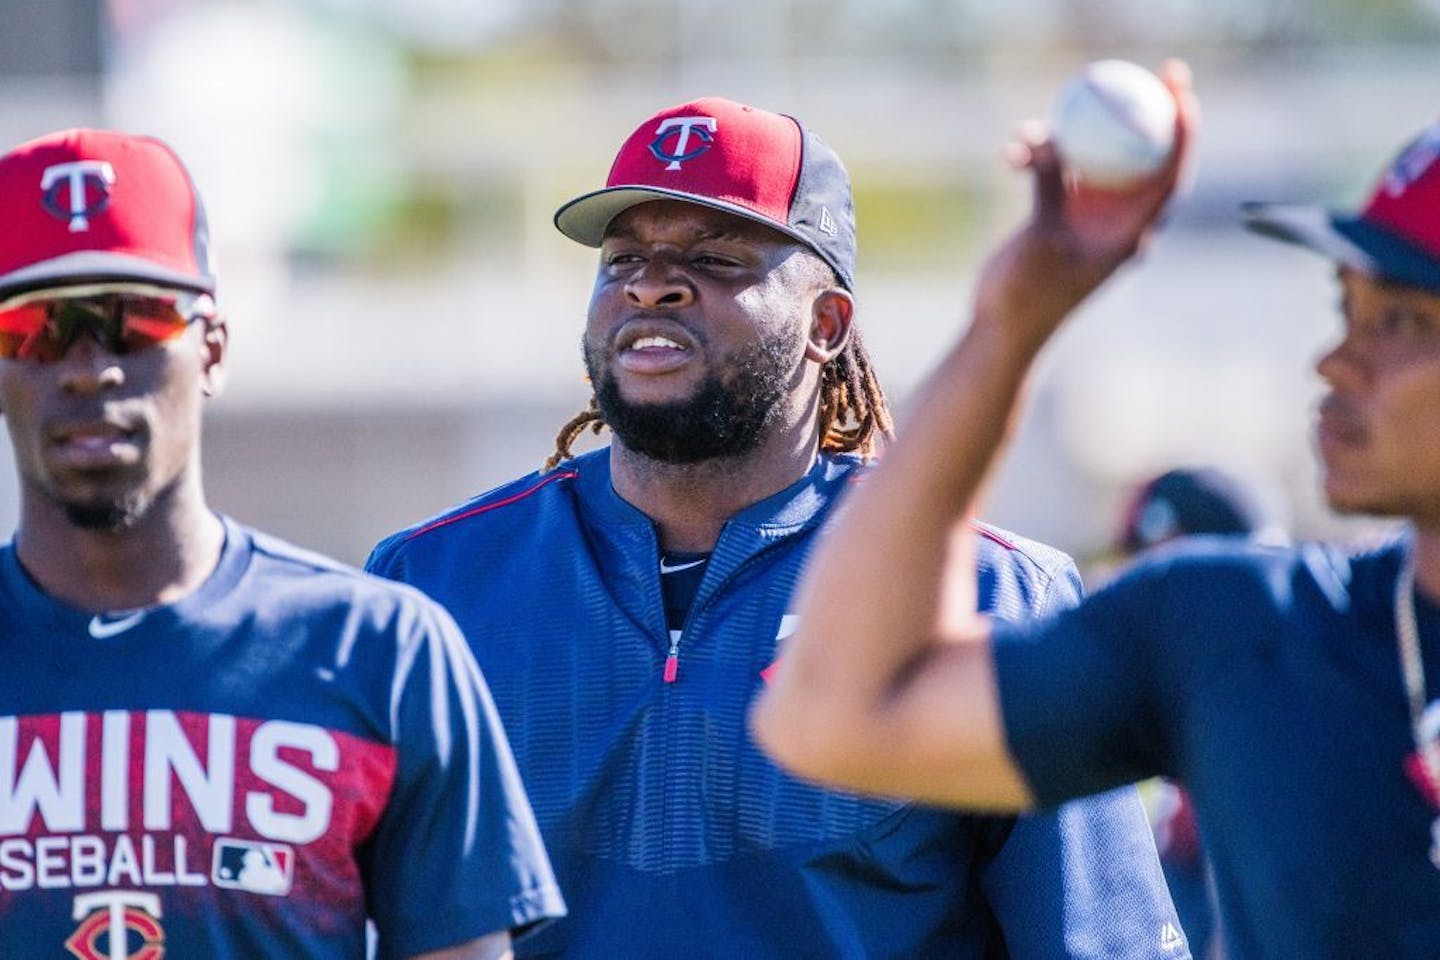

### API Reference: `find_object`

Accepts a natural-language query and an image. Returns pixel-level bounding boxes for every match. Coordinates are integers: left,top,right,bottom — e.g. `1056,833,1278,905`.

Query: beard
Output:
584,325,803,464
43,462,156,532
62,497,146,531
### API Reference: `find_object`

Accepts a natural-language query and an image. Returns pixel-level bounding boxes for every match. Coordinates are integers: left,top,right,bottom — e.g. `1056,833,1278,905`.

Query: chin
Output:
56,488,151,532
1322,481,1401,520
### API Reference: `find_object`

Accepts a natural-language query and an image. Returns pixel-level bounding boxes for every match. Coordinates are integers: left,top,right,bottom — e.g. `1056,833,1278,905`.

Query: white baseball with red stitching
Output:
1051,60,1177,188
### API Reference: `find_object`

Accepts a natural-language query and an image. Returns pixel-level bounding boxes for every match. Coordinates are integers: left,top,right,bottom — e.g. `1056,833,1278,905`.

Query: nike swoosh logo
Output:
88,611,147,639
659,558,706,574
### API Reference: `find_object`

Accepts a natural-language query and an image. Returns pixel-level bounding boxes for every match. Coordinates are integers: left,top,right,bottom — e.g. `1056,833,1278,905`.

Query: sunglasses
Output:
0,283,216,363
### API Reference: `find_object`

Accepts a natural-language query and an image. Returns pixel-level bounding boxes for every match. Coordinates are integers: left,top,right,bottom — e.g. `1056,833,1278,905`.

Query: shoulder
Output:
1123,535,1385,605
367,454,595,573
1086,535,1403,646
973,520,1077,582
239,522,460,641
972,520,1082,618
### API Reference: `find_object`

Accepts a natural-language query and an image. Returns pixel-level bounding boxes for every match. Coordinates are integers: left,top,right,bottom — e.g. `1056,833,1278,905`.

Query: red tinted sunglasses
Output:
0,284,216,363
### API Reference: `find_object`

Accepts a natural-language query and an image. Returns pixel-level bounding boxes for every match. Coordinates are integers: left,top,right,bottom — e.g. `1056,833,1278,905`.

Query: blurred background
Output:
0,0,1433,565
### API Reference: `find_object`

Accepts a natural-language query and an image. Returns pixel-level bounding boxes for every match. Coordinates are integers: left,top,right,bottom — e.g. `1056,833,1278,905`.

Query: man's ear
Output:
199,314,229,398
805,288,854,364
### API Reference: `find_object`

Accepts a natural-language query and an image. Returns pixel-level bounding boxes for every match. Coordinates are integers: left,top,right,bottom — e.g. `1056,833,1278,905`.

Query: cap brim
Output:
556,185,809,250
1243,202,1440,293
0,251,214,301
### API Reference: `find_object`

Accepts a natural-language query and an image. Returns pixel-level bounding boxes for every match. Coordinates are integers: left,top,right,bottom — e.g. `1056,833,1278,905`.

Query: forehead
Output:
603,199,800,249
1340,267,1440,309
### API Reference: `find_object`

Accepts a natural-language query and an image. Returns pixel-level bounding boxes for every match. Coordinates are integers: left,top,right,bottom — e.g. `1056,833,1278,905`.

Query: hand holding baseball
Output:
973,59,1196,351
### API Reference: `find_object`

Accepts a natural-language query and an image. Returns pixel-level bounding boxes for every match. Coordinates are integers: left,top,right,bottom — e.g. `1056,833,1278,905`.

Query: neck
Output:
610,432,820,553
16,478,224,613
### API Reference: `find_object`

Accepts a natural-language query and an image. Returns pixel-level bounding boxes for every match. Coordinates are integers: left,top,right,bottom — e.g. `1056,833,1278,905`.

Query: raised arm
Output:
752,61,1197,810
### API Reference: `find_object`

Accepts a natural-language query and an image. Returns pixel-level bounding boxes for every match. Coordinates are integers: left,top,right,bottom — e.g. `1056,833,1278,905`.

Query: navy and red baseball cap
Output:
554,97,857,290
1244,121,1440,294
0,128,215,302
1117,467,1269,553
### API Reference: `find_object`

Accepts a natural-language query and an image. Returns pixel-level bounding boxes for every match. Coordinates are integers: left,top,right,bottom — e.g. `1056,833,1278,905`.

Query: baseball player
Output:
369,97,1187,958
0,129,564,958
756,63,1440,955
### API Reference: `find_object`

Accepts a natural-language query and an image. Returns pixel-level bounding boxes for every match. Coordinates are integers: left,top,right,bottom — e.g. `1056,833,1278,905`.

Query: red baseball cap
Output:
0,128,215,301
1244,121,1440,293
554,97,857,290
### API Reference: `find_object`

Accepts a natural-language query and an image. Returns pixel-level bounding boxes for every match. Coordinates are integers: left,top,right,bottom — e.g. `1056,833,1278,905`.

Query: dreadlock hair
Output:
545,395,606,472
815,325,894,460
542,327,894,472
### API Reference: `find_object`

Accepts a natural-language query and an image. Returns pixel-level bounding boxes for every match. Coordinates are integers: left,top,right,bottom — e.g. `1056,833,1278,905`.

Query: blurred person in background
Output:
369,97,1187,958
1116,467,1279,560
0,128,563,958
755,62,1440,956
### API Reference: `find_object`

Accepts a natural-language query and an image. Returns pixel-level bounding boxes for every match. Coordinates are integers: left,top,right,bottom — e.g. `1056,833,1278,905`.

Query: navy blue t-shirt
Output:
0,517,563,958
370,450,1186,959
995,536,1440,957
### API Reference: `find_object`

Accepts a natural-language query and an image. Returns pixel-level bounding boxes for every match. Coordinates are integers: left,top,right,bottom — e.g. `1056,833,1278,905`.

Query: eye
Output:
691,252,743,269
1381,305,1437,338
604,251,643,267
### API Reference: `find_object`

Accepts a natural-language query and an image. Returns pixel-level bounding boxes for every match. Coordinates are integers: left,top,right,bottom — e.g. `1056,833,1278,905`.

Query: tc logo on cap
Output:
650,116,717,171
41,160,115,233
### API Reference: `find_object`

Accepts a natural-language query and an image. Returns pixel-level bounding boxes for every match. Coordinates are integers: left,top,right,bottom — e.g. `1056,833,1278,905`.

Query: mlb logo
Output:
212,838,295,896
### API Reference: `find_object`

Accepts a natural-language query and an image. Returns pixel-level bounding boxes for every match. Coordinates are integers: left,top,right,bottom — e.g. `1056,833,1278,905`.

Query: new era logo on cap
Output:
554,97,857,290
0,128,215,302
1244,120,1440,294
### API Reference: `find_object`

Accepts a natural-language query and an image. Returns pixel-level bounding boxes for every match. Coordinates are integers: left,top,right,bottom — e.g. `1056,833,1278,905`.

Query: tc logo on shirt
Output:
65,890,165,960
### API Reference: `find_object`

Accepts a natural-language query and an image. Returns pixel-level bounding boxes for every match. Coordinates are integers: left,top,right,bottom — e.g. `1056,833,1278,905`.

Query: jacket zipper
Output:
664,630,681,683
661,541,790,684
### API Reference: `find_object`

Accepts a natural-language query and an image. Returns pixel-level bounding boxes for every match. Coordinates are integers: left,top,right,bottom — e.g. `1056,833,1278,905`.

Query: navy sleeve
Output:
981,788,1188,958
993,562,1176,807
365,597,565,958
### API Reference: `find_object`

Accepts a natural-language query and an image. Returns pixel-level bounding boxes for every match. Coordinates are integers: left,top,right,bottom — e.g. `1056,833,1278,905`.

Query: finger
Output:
1161,58,1200,193
1001,138,1033,172
1003,119,1047,170
1027,136,1068,227
1133,58,1199,223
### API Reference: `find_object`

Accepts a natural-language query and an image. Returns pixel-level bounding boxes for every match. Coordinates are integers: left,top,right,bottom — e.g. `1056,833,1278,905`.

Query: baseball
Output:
1050,60,1177,188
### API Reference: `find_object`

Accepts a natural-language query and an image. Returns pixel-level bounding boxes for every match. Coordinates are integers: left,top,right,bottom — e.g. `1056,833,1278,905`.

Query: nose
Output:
1316,330,1371,392
624,257,695,310
54,334,124,396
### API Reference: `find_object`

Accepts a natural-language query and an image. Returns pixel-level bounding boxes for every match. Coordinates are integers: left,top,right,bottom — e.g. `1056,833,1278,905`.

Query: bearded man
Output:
369,97,1183,959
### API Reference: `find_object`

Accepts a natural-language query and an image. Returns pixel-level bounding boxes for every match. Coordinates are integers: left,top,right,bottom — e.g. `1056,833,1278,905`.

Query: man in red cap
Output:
370,98,1185,958
0,129,564,957
755,65,1440,956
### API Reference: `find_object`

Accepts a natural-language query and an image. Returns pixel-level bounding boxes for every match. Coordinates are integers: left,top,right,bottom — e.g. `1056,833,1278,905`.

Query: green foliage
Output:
852,175,987,270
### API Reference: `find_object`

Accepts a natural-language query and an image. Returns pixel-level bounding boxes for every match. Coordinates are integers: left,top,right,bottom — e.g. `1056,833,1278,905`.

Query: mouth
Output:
614,320,698,376
1315,396,1366,457
47,418,143,470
